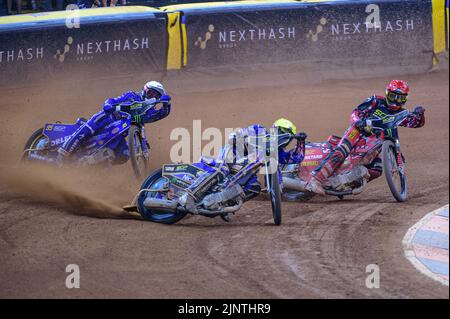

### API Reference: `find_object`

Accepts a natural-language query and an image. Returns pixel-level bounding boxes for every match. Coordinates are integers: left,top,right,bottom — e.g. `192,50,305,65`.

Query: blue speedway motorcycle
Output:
124,133,299,225
22,111,150,179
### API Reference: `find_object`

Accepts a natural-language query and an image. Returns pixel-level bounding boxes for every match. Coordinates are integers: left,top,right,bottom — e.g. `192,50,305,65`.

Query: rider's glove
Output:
355,119,373,135
295,132,308,141
103,101,114,114
355,119,367,130
159,94,171,104
413,105,425,115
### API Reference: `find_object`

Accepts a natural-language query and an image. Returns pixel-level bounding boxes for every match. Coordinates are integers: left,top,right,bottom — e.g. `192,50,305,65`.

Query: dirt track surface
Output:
0,70,448,298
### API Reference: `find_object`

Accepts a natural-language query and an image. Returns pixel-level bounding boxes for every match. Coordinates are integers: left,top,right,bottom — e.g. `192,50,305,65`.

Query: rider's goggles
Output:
145,89,162,99
278,127,293,135
386,91,408,106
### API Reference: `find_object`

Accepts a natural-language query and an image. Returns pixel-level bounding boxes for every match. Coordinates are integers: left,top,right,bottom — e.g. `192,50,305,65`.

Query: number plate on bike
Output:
163,164,205,177
162,164,207,189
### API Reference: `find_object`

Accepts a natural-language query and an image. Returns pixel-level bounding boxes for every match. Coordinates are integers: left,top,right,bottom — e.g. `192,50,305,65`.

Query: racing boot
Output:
305,173,326,196
305,152,341,196
306,136,353,195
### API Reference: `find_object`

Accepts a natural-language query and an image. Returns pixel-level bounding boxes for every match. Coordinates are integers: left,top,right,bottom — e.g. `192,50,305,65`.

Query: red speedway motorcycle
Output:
281,109,412,202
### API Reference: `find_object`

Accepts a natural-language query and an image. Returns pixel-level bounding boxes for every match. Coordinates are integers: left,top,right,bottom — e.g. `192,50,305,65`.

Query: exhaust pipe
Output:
143,198,178,210
197,198,243,216
283,177,308,192
144,196,244,215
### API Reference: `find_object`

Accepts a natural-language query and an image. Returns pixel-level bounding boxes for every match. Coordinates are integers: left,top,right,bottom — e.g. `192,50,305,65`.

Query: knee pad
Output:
313,147,347,180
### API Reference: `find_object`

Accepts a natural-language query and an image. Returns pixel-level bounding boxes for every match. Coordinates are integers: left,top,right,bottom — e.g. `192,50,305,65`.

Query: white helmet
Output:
143,81,166,99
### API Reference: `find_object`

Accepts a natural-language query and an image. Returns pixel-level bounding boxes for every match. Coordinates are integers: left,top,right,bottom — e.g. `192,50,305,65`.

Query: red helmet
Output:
386,80,409,111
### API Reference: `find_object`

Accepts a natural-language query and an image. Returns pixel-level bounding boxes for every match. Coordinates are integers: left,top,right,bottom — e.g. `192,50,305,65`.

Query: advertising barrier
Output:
0,7,168,88
0,1,448,89
128,0,241,7
175,0,434,71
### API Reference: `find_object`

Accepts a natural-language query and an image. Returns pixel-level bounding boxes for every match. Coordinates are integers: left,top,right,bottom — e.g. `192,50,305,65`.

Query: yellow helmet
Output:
273,118,297,135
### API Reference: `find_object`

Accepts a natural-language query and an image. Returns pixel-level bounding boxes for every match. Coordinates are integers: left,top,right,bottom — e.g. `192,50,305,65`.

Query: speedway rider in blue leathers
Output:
58,81,171,162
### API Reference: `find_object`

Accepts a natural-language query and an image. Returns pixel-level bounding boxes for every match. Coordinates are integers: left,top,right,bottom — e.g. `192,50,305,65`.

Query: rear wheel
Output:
268,169,282,225
22,127,48,162
128,125,149,180
137,169,187,224
382,140,407,202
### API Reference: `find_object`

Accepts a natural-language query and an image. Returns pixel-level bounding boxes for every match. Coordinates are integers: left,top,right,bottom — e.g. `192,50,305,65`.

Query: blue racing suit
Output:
59,91,171,161
277,131,305,165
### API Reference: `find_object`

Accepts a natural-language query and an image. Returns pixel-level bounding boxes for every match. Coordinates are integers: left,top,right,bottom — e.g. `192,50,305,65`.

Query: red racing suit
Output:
312,95,425,182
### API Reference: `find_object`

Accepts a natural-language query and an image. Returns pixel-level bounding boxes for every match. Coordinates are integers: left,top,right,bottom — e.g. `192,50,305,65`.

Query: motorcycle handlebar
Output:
366,110,412,131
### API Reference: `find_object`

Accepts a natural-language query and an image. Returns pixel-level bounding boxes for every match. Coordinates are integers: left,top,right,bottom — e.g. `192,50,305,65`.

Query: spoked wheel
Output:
137,169,187,224
22,128,49,163
128,125,149,180
267,168,282,225
382,140,407,202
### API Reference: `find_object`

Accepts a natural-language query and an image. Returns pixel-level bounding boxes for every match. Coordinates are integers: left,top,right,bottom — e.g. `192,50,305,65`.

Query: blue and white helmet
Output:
143,81,166,99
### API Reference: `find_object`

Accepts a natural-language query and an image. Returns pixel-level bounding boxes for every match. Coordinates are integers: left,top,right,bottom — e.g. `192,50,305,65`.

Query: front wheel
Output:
382,140,407,202
137,169,187,224
268,170,282,225
128,125,149,180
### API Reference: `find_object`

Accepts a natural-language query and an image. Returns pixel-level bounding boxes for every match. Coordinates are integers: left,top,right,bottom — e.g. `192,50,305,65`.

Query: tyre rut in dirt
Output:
382,140,407,202
269,171,282,225
128,125,149,180
137,168,187,224
22,127,47,162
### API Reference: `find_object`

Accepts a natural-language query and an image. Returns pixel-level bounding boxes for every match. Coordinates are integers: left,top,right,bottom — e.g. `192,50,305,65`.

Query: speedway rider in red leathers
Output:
306,80,426,195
